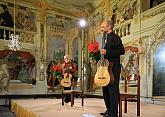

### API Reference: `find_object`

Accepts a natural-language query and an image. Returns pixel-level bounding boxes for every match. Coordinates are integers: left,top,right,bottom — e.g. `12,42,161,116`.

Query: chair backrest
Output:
71,78,83,91
121,46,140,96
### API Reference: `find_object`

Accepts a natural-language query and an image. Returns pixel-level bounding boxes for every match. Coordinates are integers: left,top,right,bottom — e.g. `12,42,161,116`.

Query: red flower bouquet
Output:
51,65,62,80
86,40,101,62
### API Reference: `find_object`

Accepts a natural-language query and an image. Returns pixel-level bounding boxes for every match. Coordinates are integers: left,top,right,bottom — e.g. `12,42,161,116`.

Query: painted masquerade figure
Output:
48,60,62,92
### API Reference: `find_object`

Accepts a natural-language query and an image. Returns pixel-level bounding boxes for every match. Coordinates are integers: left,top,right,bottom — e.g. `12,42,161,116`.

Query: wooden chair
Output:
119,47,140,117
62,78,84,107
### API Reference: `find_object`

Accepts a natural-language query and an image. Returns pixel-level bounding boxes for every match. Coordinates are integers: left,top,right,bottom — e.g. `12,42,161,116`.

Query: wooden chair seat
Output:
120,92,137,97
62,80,84,107
63,90,82,94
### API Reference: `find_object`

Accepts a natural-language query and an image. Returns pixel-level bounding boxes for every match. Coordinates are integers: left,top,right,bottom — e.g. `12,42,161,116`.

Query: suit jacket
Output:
104,32,125,73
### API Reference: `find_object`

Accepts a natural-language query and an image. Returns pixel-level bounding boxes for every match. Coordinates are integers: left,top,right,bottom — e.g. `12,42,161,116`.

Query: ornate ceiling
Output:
46,0,101,11
3,0,102,19
46,0,102,19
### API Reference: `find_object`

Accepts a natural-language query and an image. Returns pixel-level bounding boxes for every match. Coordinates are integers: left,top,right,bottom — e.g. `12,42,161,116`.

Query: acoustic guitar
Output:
94,32,112,86
60,73,72,87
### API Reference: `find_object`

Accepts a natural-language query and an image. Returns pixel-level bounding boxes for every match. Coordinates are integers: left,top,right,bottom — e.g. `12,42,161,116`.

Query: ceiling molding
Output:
1,0,38,10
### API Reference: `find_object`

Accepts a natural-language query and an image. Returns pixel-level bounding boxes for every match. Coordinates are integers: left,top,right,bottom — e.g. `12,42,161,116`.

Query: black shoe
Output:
100,110,108,116
64,97,69,103
103,113,110,117
64,97,71,103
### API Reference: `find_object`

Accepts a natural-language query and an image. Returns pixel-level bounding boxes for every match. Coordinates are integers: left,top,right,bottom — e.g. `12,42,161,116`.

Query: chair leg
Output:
82,93,84,106
71,94,73,107
119,95,122,117
73,94,74,105
137,97,140,116
124,98,127,113
62,93,64,106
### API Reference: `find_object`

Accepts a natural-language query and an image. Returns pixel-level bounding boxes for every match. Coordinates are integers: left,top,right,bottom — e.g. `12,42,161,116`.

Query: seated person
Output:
62,54,77,103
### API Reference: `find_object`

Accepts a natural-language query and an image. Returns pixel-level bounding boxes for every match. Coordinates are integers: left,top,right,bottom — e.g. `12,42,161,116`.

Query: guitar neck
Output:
101,32,107,63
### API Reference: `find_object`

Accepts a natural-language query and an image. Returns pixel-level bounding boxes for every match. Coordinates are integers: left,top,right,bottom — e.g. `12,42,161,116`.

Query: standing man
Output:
100,19,125,117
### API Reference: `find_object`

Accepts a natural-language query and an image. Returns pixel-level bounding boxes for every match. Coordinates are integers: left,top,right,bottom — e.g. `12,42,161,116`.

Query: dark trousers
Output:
64,87,71,101
102,64,121,116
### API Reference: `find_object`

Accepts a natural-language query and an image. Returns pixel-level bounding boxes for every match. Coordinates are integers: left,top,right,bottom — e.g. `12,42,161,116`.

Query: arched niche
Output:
147,18,165,97
153,40,165,96
47,36,66,62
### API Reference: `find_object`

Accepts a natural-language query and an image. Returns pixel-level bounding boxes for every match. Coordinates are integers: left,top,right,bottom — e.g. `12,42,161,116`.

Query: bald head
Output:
101,19,114,33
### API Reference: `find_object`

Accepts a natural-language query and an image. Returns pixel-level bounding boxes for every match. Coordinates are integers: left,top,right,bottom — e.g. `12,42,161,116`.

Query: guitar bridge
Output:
98,77,106,79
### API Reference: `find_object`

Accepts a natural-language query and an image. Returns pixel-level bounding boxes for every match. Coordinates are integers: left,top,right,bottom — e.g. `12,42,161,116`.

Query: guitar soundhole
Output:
98,77,106,79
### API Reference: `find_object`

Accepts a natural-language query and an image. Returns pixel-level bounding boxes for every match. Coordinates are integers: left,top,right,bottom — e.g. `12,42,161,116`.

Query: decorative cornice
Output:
146,20,165,75
141,2,165,20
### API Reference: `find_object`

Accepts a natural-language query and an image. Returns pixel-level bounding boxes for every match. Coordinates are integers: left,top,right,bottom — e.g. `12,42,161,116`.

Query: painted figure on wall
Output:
0,3,36,43
0,59,9,92
17,58,37,84
17,62,30,83
29,59,37,85
122,1,137,20
0,4,13,39
47,60,62,92
0,50,36,85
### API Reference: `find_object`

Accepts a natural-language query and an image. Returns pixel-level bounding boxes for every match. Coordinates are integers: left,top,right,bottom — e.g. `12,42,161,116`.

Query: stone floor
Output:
10,98,165,117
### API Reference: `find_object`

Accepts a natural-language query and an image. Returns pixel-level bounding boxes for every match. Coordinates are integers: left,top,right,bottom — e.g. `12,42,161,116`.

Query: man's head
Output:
64,54,71,63
101,19,114,33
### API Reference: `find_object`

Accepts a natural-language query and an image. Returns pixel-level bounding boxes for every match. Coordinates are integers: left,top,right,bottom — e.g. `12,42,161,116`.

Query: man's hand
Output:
102,49,106,55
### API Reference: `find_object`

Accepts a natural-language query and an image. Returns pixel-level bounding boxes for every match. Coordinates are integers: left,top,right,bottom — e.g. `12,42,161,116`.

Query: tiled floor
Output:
11,98,165,117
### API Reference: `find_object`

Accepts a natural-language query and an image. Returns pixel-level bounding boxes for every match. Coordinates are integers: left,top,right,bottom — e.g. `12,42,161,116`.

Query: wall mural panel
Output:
0,3,37,43
48,37,66,61
0,50,36,93
47,16,68,37
46,16,68,61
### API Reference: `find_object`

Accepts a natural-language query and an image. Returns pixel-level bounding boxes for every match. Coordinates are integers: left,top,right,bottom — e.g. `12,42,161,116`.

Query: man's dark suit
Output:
103,32,125,117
